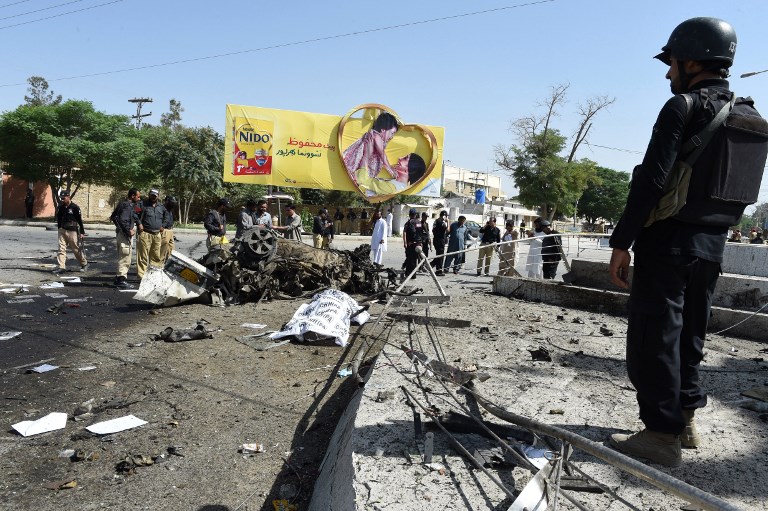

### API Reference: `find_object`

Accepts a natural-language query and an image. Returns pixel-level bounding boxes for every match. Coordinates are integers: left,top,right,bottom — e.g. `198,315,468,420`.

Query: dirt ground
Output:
0,230,371,511
1,228,766,511
349,288,768,511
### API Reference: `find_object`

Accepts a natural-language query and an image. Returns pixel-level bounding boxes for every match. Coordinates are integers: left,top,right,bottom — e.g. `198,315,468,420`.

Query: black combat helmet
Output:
655,17,736,67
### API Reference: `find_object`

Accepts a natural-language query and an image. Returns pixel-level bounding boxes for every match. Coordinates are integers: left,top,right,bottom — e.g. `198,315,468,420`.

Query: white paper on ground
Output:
86,415,147,435
45,293,69,299
64,298,89,303
241,323,267,329
31,364,59,373
78,366,97,371
0,284,31,293
40,282,65,289
60,277,81,283
0,331,23,341
12,412,68,437
7,298,34,304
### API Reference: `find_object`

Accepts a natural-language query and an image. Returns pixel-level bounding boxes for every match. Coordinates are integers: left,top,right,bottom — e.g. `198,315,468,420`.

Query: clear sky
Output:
1,0,767,206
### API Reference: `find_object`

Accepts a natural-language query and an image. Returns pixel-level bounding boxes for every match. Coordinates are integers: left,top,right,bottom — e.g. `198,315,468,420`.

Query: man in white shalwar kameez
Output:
386,208,393,237
370,210,388,265
526,218,545,279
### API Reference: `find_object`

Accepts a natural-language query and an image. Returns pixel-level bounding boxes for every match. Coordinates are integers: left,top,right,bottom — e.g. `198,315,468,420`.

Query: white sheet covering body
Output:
269,290,369,347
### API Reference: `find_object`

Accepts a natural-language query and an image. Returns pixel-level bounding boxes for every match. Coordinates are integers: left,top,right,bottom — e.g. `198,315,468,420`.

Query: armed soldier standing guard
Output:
110,188,141,289
53,190,88,274
608,17,768,467
402,208,426,277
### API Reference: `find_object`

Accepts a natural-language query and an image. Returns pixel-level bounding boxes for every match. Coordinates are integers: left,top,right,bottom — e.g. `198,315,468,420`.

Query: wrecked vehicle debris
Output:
135,228,395,307
203,228,392,303
150,320,214,342
134,251,220,306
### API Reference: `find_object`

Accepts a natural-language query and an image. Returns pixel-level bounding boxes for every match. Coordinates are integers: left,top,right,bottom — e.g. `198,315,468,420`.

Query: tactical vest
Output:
648,89,768,227
404,219,424,244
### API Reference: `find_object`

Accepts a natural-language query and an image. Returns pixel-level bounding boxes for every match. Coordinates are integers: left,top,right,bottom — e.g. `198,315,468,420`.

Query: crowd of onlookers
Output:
60,191,768,291
727,227,767,244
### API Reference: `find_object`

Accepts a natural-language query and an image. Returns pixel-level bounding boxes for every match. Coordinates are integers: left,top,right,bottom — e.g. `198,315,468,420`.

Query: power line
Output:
0,0,34,9
0,0,555,86
584,142,644,155
0,0,122,30
0,0,86,21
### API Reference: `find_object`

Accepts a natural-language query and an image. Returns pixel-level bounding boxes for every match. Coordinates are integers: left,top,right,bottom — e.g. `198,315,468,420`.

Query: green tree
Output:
743,202,768,231
24,76,62,106
300,188,330,205
0,100,144,205
144,124,225,225
223,182,268,207
578,166,630,224
159,99,184,129
324,190,366,207
495,84,614,220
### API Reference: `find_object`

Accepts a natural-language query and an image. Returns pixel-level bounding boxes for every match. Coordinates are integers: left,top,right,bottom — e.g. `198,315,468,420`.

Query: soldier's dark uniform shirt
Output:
111,200,138,237
163,209,174,229
432,218,448,242
56,202,85,234
313,216,333,237
139,201,167,233
478,225,501,244
610,79,734,263
403,217,425,276
204,210,227,235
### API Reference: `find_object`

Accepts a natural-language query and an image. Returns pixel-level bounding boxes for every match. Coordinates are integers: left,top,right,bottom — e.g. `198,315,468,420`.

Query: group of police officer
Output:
53,187,176,289
109,188,177,289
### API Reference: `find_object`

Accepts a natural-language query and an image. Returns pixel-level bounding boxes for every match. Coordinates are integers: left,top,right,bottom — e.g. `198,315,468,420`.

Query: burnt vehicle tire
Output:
244,227,278,259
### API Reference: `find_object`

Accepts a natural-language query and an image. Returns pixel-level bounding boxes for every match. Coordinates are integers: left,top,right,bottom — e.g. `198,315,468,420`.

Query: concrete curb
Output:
309,361,373,510
569,259,768,311
492,276,768,342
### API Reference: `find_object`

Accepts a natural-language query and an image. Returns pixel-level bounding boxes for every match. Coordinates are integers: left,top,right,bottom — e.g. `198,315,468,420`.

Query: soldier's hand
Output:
609,248,631,289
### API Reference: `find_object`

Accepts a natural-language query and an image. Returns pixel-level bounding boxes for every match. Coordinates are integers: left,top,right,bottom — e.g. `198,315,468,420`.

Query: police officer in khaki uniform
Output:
136,188,168,278
161,196,177,263
54,190,87,273
110,188,141,288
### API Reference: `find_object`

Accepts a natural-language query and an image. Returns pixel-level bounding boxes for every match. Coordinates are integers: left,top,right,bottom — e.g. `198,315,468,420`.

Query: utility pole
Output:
128,97,153,129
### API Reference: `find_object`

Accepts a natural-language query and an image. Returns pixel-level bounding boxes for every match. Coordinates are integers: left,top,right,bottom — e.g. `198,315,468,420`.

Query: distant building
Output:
442,164,502,199
437,163,539,226
1,163,118,220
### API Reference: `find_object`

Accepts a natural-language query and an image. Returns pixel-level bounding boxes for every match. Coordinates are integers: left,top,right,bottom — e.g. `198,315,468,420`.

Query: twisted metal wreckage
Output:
133,232,744,509
343,289,744,511
134,226,399,307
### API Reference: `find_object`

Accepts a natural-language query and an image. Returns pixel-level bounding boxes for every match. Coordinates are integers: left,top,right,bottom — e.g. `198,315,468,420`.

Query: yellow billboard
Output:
225,104,444,203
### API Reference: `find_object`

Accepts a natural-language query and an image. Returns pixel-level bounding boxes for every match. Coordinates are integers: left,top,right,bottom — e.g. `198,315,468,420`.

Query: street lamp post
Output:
441,159,450,196
741,69,768,78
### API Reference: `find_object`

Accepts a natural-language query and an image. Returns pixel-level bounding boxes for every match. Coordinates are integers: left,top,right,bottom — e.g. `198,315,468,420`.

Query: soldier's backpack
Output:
645,91,768,227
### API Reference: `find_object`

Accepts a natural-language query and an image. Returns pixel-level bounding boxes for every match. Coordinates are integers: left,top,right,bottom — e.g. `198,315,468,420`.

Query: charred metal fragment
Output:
199,228,392,303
